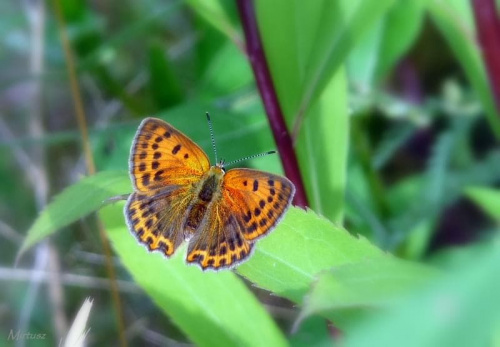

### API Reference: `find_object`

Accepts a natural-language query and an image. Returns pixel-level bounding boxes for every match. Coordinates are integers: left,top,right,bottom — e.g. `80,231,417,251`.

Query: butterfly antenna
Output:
206,112,218,163
225,150,276,167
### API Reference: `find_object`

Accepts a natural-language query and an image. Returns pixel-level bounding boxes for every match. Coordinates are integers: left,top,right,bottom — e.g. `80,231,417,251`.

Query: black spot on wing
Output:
253,180,259,192
172,144,181,154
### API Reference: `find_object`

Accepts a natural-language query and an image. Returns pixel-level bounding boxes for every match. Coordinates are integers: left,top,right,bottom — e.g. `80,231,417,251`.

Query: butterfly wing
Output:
223,169,295,241
186,169,295,270
185,200,254,270
129,117,210,192
125,117,210,257
125,187,193,256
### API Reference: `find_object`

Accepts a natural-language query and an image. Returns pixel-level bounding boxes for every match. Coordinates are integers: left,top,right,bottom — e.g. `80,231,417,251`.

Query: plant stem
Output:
472,0,500,111
236,0,309,208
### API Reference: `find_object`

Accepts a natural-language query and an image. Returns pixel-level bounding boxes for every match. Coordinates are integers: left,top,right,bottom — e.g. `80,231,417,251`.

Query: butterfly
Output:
124,115,295,270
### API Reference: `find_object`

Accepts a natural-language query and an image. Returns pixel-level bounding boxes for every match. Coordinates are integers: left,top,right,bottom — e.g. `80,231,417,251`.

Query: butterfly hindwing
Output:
125,186,193,257
130,117,210,192
222,168,295,241
186,202,254,270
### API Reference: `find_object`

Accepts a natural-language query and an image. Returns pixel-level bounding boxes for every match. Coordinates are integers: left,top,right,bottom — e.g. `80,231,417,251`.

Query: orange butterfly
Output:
124,115,295,270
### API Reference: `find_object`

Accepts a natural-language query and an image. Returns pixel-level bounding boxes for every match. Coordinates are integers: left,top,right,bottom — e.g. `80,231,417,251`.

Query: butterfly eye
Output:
218,159,226,169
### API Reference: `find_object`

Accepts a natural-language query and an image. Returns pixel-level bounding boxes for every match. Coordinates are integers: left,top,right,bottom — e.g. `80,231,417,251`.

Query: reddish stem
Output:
472,0,500,110
236,0,309,207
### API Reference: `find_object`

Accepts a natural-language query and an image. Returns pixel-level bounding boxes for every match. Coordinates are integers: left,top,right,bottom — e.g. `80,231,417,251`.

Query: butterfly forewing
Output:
222,168,295,241
130,117,210,192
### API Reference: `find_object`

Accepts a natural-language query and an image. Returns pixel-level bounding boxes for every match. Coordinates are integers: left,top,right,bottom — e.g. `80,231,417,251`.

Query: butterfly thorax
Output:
184,166,225,232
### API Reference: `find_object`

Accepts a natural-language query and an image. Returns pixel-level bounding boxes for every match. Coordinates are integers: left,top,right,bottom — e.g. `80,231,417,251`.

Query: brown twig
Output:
52,1,128,345
236,0,309,207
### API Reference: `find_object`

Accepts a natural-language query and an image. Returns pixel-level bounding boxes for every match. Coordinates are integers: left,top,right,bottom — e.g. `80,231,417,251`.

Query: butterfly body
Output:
125,117,295,270
184,166,224,232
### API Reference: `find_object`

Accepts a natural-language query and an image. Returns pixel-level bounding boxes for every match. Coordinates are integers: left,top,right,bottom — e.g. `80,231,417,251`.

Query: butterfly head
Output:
215,159,227,173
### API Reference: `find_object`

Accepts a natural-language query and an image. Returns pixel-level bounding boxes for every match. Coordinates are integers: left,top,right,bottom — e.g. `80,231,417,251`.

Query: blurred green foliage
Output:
2,0,500,346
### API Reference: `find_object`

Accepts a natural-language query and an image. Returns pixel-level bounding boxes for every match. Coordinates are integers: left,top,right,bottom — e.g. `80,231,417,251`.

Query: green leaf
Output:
299,257,436,328
256,0,397,119
100,202,287,347
237,207,385,303
19,171,131,256
429,0,500,139
25,166,389,305
22,166,398,339
344,243,500,347
465,186,500,221
294,69,349,223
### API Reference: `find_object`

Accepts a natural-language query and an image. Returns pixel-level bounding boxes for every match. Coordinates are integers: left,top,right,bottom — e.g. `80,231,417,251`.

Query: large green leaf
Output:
19,171,130,256
21,168,391,310
100,202,287,347
21,168,435,340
